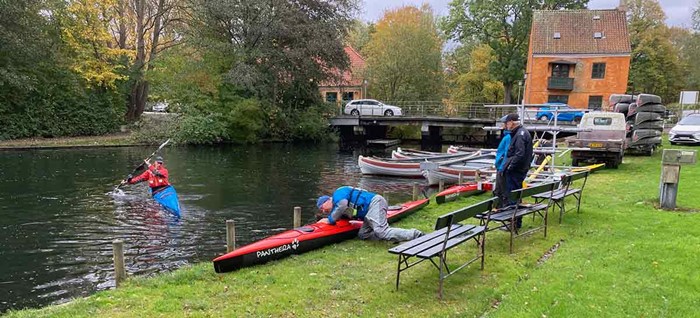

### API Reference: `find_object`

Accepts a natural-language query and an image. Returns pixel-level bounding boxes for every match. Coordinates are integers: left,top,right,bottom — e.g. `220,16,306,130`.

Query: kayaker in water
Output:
316,186,423,242
124,156,171,194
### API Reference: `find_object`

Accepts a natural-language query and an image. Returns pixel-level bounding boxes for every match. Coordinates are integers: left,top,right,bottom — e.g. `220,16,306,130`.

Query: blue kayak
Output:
151,185,181,216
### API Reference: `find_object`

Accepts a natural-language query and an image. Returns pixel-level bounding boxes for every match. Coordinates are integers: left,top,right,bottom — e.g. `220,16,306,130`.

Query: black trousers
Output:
505,169,527,228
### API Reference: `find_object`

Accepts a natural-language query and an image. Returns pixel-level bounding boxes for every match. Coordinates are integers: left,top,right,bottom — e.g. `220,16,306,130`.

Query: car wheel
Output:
350,109,359,116
573,117,582,124
384,110,394,117
670,141,677,145
571,159,580,167
539,115,549,121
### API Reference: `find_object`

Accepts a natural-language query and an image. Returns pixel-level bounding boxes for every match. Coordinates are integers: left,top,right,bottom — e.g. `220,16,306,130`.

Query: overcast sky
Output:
360,0,694,28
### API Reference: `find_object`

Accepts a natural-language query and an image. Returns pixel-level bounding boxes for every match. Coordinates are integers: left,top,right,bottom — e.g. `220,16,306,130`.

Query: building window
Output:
588,96,603,110
325,92,337,103
342,92,354,101
548,95,569,104
551,64,570,78
592,63,606,79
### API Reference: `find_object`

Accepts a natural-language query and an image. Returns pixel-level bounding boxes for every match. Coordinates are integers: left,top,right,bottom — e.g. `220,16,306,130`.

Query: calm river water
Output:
0,143,427,312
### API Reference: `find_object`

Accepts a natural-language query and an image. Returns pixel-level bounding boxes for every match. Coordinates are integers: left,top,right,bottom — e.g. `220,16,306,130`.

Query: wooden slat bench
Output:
532,170,589,223
388,197,498,299
476,182,557,253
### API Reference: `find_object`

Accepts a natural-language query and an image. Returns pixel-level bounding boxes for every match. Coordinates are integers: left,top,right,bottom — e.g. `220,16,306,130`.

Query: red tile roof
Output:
531,9,631,55
319,46,366,87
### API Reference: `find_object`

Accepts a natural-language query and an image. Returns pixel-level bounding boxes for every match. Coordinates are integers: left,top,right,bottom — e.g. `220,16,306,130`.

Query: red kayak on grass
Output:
213,198,430,273
435,182,494,204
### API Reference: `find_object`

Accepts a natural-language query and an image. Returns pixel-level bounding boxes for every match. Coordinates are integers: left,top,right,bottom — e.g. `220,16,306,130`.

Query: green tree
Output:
346,20,375,54
191,0,357,140
626,0,684,102
442,0,587,103
364,5,444,101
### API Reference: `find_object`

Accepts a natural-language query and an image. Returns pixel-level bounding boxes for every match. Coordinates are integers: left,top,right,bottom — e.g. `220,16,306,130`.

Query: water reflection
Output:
0,144,431,312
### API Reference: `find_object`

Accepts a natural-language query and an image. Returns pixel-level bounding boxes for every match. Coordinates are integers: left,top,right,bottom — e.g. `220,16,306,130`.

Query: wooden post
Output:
438,179,444,192
458,172,463,185
293,207,302,228
226,220,236,252
112,239,126,287
413,182,419,201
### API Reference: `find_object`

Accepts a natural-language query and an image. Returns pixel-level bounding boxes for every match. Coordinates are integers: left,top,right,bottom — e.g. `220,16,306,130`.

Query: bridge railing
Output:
384,101,512,119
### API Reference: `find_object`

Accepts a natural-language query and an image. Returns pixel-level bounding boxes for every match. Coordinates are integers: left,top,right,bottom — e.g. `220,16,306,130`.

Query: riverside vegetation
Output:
5,140,699,317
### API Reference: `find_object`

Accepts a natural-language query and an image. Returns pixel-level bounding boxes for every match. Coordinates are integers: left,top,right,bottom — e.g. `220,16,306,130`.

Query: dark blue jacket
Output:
505,125,533,174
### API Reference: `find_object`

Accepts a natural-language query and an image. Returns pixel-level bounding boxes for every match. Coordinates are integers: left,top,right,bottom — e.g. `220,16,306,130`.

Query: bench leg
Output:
395,255,402,291
559,199,564,224
438,253,445,300
544,209,548,238
480,233,485,270
575,193,582,214
509,225,514,254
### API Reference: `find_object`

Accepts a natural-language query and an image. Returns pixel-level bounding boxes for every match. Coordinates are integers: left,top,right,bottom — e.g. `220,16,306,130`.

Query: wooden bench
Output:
388,197,498,299
532,170,589,223
476,182,557,253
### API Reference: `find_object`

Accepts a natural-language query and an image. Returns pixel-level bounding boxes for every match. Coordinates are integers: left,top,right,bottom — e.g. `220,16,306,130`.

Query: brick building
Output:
318,46,367,107
523,9,631,110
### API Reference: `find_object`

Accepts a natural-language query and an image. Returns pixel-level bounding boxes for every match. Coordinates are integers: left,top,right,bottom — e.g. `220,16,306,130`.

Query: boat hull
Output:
434,182,494,204
152,185,181,216
358,156,424,177
212,198,430,273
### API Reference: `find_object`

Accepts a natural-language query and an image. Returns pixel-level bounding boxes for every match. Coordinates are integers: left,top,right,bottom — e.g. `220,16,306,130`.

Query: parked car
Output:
669,113,700,145
344,99,403,117
535,103,586,123
152,102,168,112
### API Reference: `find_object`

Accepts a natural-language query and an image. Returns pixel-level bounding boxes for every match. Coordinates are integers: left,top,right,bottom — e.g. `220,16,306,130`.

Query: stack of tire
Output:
610,93,665,156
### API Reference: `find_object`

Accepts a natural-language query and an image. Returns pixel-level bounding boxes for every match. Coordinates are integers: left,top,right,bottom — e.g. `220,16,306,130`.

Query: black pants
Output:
494,171,508,208
505,169,527,228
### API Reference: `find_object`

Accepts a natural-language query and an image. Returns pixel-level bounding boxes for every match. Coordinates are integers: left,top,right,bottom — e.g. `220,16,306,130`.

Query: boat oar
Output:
115,139,171,190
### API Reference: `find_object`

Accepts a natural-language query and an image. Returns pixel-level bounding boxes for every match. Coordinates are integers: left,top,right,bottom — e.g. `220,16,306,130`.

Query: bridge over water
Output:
329,102,576,151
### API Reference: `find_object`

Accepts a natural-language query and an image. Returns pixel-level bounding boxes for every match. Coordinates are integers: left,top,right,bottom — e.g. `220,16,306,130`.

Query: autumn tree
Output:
626,0,684,102
446,44,503,103
364,5,444,101
59,0,184,121
0,0,124,139
442,0,587,103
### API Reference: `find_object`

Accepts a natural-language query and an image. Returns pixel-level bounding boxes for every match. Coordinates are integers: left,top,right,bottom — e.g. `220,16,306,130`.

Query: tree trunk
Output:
126,80,149,121
126,0,147,122
503,82,513,104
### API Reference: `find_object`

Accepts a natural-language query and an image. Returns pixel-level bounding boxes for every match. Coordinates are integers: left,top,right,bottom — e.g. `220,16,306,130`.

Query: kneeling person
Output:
317,186,423,242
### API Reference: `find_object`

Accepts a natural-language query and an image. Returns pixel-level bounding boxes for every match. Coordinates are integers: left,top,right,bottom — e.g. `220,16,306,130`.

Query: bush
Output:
130,113,180,144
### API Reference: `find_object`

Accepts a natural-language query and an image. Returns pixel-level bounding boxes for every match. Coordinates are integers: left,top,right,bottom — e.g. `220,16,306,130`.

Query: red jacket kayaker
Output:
127,156,170,194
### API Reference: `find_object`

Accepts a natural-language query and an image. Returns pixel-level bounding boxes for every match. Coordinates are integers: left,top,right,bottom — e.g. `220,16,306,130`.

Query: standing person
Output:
317,186,423,242
502,113,533,229
493,116,512,208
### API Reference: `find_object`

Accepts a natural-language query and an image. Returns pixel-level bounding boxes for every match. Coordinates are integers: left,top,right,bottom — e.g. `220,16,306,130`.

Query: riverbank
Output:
5,142,699,317
0,133,140,149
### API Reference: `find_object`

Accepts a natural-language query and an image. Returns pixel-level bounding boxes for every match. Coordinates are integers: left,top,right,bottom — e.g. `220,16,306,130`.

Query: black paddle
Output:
115,139,171,190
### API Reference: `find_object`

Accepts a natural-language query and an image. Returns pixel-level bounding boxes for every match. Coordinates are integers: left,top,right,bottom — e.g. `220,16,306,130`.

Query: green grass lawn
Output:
6,142,700,318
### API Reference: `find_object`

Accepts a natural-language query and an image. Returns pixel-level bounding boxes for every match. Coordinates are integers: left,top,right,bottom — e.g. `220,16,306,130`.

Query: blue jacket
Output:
327,186,376,224
495,131,511,172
